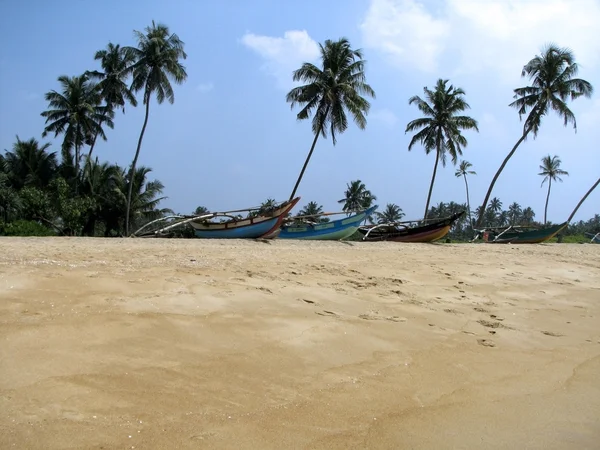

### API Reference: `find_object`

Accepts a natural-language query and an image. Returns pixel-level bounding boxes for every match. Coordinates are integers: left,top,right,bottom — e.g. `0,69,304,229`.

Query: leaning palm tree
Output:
123,21,187,235
85,42,138,163
406,79,479,220
286,37,375,201
41,74,114,192
455,160,476,227
539,155,569,224
477,44,593,226
567,177,600,223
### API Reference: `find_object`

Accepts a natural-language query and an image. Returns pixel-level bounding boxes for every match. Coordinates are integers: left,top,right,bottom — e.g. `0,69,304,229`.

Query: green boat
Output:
476,222,568,244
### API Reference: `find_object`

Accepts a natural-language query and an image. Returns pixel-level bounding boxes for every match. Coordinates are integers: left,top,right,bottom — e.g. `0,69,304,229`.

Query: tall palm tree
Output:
538,154,569,224
40,74,114,192
406,79,479,220
3,136,57,189
376,203,404,224
567,177,600,223
286,37,375,201
455,160,476,227
123,21,187,235
85,42,138,163
477,44,593,226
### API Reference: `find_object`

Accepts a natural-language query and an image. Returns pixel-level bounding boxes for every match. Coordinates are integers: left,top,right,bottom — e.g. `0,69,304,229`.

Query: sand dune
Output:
1,238,599,449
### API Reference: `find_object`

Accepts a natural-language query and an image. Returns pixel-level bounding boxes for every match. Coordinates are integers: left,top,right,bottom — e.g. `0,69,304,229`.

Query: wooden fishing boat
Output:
358,211,465,243
132,197,300,239
585,232,600,244
475,221,568,244
278,206,378,240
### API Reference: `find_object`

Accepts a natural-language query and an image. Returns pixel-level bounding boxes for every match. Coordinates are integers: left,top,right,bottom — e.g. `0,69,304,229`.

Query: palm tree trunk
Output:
74,124,81,195
544,178,552,224
288,107,329,202
567,177,600,223
125,91,150,236
423,149,440,221
476,128,531,227
463,174,472,228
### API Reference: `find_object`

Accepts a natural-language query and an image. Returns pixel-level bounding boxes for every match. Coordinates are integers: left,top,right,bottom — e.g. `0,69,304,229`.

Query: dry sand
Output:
0,237,599,449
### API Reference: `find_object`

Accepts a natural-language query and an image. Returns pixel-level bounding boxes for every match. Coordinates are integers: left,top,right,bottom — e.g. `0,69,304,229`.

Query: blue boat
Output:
190,197,300,239
278,206,377,240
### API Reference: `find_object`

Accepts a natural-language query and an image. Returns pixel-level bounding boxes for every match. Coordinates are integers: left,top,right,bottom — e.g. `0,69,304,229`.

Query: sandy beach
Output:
0,238,599,449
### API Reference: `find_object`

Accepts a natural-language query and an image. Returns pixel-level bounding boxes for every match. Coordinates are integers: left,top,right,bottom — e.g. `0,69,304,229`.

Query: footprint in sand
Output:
541,330,563,337
478,319,503,329
316,310,339,317
359,313,406,322
477,339,496,347
299,298,319,306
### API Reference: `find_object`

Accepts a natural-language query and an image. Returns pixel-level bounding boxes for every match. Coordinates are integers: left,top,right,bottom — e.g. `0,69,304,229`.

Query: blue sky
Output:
1,0,598,222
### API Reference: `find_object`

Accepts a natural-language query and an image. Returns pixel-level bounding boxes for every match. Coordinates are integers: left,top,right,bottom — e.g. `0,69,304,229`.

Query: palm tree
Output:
194,206,210,216
477,44,593,226
298,201,329,222
85,42,138,164
490,197,503,215
338,179,377,223
522,207,536,225
123,21,187,235
538,155,569,224
455,160,476,227
406,79,479,220
285,37,375,201
376,203,404,224
3,136,57,189
508,202,522,225
567,177,600,223
40,74,113,193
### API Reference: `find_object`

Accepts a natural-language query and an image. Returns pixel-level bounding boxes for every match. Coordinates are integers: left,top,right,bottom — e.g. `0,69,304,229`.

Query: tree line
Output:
1,25,598,237
1,21,186,236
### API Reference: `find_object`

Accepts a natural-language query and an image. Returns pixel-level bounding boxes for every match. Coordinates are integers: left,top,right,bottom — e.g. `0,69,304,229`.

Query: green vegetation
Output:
1,21,181,237
2,34,598,241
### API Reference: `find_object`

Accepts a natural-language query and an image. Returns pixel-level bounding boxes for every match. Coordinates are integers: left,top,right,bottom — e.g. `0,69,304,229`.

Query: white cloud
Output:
240,30,320,89
196,82,214,93
360,0,600,83
360,0,449,73
370,108,399,127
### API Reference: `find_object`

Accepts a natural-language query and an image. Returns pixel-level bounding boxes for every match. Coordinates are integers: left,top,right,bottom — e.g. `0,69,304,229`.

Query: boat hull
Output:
359,211,465,243
279,206,377,240
483,222,568,244
585,232,600,244
190,197,300,239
